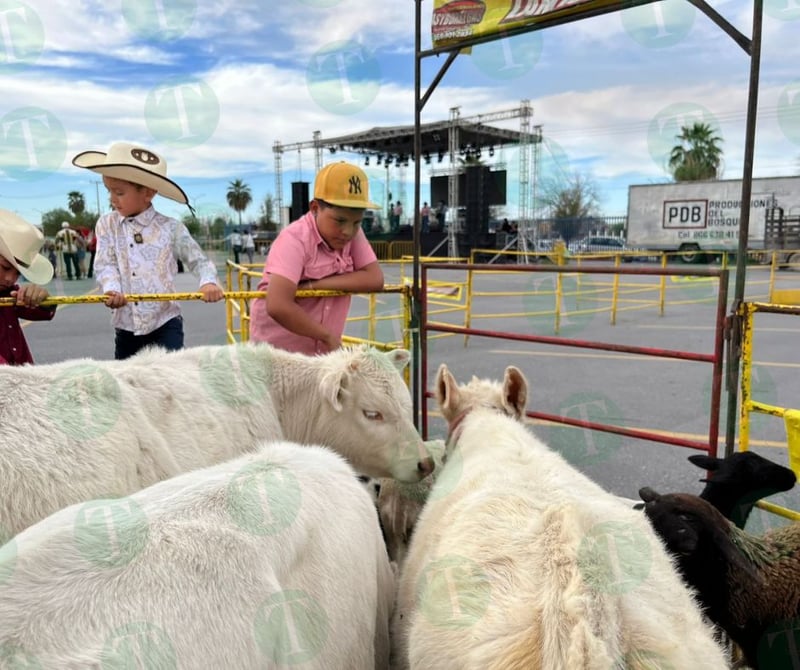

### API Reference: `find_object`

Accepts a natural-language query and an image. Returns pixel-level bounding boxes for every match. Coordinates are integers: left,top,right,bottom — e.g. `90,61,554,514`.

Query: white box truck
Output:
626,176,800,263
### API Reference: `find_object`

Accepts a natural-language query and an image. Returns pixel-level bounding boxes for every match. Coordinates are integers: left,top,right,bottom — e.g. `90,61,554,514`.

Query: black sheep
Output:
639,487,800,670
689,451,796,529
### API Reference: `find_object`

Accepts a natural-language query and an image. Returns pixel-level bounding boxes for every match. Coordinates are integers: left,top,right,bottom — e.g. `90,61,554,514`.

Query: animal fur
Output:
640,487,800,670
392,364,728,670
0,343,433,536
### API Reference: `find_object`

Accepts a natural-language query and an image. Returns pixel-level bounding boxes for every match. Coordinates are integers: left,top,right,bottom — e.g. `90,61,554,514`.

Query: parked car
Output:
569,236,633,262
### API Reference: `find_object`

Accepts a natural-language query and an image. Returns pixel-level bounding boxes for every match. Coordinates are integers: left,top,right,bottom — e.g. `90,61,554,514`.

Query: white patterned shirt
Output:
95,206,220,336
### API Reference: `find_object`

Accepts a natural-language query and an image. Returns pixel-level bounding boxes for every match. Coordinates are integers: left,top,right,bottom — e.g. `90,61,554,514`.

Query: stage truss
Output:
272,100,542,257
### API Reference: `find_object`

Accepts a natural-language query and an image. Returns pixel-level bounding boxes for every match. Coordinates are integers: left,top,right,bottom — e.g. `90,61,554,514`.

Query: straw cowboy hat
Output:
0,210,54,285
72,141,188,204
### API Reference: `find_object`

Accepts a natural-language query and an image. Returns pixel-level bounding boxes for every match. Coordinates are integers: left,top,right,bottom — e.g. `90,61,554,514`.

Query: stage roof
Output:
314,119,526,162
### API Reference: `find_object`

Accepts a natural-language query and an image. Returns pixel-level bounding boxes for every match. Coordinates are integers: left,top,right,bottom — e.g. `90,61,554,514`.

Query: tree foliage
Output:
63,191,99,230
538,171,601,242
226,179,252,227
258,194,277,230
41,209,75,237
668,122,723,182
67,191,86,216
180,214,202,238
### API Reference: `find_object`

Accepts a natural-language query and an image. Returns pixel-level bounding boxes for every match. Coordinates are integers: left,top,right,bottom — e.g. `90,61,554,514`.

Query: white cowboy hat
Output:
72,141,188,204
0,210,54,284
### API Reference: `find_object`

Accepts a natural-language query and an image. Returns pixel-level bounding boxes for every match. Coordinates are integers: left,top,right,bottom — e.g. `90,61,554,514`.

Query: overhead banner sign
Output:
431,0,620,48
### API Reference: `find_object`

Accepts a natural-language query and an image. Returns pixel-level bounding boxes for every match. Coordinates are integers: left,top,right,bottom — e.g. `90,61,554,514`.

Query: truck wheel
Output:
678,244,705,264
786,252,800,271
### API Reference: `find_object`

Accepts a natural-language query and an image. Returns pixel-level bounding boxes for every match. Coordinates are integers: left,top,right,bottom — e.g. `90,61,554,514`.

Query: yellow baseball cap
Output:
313,161,380,209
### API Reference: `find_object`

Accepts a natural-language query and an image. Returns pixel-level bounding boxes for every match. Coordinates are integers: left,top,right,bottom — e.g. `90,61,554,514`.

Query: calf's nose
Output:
417,456,435,478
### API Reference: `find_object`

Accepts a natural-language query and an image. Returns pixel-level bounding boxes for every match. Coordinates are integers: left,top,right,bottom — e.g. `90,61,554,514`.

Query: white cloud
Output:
1,0,797,226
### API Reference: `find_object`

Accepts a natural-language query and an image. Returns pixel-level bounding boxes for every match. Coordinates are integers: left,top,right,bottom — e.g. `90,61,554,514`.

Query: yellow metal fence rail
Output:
738,300,800,521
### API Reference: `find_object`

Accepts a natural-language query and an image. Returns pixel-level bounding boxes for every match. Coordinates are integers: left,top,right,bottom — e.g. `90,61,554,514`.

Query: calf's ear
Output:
435,364,460,416
320,368,348,412
386,349,411,372
503,366,528,419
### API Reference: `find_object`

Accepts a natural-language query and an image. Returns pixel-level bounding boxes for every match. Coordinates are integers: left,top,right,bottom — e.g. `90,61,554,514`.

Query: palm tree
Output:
226,179,252,228
67,191,86,216
668,123,724,182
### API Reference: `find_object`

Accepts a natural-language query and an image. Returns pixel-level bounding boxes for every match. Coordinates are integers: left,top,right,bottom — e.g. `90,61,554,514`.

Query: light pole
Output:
91,180,102,214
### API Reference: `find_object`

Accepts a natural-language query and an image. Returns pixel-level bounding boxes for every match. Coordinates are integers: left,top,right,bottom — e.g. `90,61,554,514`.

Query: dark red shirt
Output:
0,285,56,365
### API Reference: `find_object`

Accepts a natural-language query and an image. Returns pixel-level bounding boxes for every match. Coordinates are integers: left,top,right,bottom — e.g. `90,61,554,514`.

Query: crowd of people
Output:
1,146,385,365
45,221,97,280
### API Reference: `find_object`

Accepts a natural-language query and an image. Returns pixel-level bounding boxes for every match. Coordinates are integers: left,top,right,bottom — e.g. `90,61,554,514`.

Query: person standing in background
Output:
436,200,447,231
75,230,87,278
229,228,242,264
86,228,97,278
420,202,430,233
393,201,404,231
55,222,81,280
45,240,58,277
243,229,256,264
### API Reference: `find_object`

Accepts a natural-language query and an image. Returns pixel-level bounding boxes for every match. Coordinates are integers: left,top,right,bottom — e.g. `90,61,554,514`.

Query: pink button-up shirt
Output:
249,211,377,355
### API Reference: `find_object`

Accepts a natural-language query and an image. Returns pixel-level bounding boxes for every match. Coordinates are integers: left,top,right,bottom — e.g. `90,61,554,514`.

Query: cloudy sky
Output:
0,0,798,229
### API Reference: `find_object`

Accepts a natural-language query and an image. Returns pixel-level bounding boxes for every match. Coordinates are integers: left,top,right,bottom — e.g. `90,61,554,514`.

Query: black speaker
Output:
464,166,490,242
290,181,310,221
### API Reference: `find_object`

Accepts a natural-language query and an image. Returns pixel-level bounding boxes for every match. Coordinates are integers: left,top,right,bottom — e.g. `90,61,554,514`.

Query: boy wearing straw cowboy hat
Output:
249,161,384,355
72,141,223,360
0,210,57,365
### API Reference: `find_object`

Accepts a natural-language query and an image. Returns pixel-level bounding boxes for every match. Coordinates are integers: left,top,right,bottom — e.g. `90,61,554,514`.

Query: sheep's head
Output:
638,488,709,556
689,451,796,528
638,487,761,583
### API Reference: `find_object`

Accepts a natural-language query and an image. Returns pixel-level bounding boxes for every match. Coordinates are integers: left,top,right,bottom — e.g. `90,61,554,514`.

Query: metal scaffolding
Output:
517,101,533,261
446,106,460,257
271,101,538,237
442,100,539,257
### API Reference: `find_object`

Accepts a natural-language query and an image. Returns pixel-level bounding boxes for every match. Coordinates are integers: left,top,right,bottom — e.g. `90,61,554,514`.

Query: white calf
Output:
371,374,529,567
392,364,729,670
0,441,394,669
0,343,433,536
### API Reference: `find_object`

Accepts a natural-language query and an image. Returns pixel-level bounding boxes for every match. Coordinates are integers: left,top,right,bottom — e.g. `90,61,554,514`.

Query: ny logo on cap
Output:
348,175,362,195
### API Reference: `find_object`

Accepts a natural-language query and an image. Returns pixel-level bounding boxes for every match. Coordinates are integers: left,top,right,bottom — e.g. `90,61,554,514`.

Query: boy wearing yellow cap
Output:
0,210,56,365
249,161,384,355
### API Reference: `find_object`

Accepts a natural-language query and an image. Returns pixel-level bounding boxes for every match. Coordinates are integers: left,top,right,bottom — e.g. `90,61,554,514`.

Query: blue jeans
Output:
114,316,184,360
62,252,80,279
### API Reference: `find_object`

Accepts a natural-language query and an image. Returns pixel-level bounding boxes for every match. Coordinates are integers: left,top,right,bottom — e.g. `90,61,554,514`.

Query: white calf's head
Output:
435,363,528,425
319,347,434,483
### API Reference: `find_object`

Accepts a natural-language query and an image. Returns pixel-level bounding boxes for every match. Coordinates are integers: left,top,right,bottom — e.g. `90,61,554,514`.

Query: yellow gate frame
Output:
738,301,800,521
